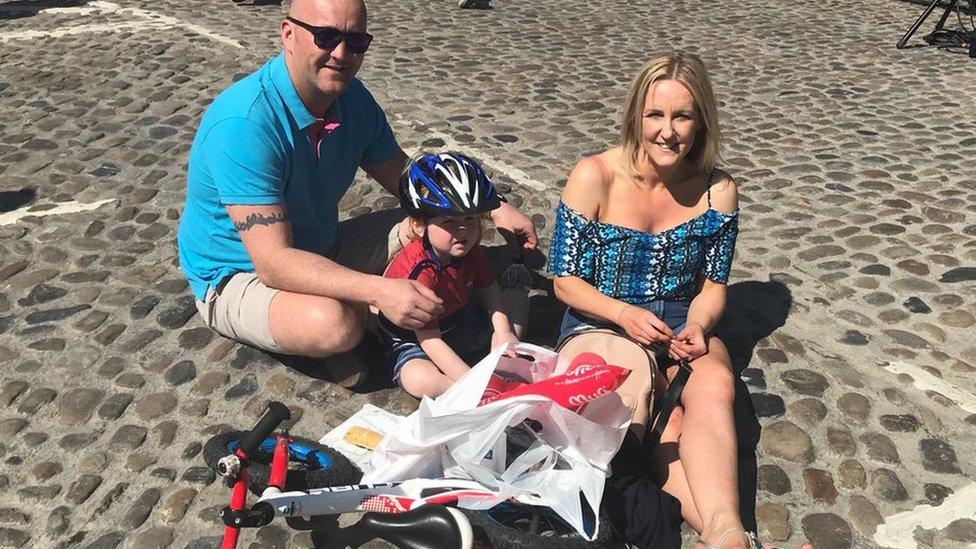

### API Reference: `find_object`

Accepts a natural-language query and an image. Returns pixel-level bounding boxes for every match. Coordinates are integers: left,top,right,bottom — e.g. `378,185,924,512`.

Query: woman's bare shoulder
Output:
562,151,615,218
708,168,738,213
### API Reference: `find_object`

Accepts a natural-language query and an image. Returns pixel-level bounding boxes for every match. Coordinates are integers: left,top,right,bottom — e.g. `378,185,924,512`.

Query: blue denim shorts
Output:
379,304,490,386
557,299,690,348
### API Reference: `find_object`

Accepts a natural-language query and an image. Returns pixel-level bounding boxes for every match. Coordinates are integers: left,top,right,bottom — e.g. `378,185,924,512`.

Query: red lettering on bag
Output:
478,353,629,413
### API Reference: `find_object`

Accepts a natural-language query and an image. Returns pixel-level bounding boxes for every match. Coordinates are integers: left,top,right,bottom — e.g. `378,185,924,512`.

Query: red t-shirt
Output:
384,239,495,331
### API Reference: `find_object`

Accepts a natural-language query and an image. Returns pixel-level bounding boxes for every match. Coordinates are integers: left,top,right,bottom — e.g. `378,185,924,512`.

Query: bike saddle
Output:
355,505,473,549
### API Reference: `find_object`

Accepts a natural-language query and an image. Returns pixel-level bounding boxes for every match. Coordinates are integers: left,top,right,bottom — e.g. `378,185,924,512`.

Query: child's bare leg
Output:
399,358,455,399
491,329,516,349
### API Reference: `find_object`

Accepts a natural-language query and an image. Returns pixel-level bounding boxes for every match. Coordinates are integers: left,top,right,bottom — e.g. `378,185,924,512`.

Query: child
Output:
378,152,521,399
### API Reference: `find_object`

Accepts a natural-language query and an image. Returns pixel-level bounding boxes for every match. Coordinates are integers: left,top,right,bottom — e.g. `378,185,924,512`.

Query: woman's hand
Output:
616,304,673,346
668,323,708,362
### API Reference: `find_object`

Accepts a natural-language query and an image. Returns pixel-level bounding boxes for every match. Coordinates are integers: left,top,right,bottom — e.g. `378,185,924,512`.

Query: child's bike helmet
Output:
399,152,502,218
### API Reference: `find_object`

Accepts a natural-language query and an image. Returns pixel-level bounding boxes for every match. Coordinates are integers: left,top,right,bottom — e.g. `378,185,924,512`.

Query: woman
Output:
548,53,752,549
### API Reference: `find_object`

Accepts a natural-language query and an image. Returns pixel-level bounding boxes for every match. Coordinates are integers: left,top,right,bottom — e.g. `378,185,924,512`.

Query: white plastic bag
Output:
363,342,631,540
320,404,405,470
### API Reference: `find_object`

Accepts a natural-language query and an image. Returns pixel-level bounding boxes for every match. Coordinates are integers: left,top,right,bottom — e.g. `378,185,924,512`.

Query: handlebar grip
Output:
237,401,291,459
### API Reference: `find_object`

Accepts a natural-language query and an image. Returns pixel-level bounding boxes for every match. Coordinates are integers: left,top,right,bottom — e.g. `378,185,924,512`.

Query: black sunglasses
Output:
286,17,373,54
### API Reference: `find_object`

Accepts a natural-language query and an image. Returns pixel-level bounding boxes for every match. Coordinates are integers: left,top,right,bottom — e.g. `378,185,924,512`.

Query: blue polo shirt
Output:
178,53,398,300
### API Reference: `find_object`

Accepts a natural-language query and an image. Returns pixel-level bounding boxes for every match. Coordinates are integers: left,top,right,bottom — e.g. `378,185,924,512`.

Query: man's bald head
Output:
289,0,367,31
281,0,371,115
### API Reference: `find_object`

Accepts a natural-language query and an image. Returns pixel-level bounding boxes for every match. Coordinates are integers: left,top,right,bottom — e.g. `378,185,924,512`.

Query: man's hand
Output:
491,201,538,255
374,278,444,330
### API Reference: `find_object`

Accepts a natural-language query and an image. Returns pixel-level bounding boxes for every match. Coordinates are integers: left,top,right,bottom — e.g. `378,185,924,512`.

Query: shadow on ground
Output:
0,188,35,212
268,332,396,394
720,279,793,531
0,0,88,20
307,516,368,549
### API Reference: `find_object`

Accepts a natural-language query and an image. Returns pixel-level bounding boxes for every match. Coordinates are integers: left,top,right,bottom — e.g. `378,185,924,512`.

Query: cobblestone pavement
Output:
1,0,975,547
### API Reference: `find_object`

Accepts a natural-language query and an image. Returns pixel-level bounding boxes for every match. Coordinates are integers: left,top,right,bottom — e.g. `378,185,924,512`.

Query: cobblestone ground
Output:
1,0,975,547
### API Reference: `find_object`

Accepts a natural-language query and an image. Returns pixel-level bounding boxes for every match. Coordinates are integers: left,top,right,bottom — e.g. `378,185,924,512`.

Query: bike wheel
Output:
460,502,614,548
203,431,361,495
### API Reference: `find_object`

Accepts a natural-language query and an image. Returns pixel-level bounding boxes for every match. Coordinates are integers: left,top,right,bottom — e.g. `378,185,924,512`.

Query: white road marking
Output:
0,198,118,226
86,0,122,9
0,1,242,49
393,115,549,193
873,362,976,547
0,21,170,42
39,6,109,15
115,6,244,49
883,361,976,414
174,22,244,50
874,482,976,548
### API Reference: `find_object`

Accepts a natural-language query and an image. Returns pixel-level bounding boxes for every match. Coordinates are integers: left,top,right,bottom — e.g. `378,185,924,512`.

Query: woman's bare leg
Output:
654,355,815,549
650,403,705,532
672,337,748,548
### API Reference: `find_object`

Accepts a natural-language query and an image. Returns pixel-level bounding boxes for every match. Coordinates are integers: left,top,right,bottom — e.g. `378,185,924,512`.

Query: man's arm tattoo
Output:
234,212,289,232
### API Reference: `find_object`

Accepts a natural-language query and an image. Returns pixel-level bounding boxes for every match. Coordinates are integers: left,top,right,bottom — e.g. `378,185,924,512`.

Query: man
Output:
178,0,537,386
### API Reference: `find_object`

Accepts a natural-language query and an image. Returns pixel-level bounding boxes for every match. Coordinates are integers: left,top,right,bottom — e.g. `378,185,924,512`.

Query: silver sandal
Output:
698,529,761,549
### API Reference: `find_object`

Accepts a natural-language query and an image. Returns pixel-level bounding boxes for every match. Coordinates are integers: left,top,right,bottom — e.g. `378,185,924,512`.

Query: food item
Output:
343,426,384,451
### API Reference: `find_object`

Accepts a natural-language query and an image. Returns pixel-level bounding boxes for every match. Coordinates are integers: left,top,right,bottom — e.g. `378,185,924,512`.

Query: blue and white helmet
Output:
399,152,501,218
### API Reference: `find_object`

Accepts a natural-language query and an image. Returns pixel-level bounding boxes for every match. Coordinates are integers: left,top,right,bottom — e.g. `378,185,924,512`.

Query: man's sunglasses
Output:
286,17,373,54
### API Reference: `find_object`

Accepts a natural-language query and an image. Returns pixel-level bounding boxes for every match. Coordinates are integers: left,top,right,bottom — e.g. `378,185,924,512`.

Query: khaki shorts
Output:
195,209,406,353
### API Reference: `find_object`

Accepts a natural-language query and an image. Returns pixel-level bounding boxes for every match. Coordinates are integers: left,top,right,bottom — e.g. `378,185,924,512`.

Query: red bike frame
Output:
222,434,291,549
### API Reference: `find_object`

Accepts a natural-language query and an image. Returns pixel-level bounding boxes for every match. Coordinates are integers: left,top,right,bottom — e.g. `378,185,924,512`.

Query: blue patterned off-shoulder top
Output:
547,191,739,304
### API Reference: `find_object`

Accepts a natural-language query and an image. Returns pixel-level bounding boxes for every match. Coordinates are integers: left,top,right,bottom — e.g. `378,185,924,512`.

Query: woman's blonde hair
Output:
620,52,721,177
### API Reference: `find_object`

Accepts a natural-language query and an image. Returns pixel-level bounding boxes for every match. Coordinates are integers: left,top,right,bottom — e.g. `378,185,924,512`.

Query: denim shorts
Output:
379,304,491,385
557,299,691,348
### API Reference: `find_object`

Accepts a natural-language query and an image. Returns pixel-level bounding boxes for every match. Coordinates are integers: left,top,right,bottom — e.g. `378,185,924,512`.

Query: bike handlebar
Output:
237,401,291,459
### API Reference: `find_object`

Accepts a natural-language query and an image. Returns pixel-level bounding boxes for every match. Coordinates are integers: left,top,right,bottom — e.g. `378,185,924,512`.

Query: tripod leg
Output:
932,0,961,33
898,0,946,48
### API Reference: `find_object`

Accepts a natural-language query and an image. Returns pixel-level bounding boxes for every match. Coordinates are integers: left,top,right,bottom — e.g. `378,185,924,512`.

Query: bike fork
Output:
220,435,291,548
268,434,290,490
221,468,249,549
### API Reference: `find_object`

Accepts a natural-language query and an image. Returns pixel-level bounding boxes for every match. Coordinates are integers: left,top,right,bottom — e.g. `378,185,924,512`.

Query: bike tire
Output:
203,431,361,495
459,502,614,548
